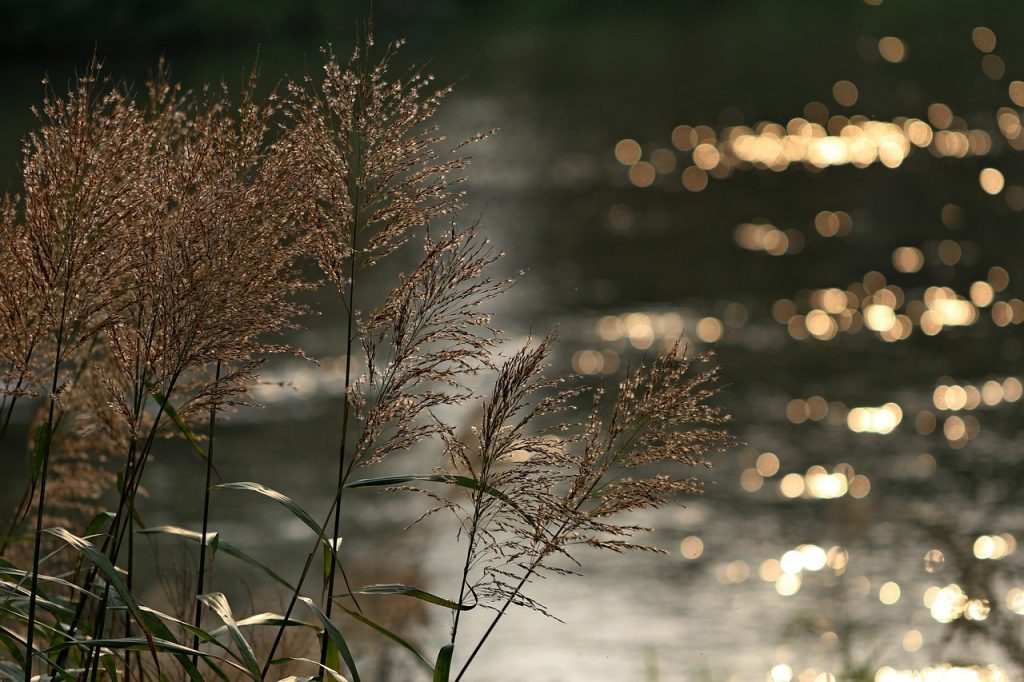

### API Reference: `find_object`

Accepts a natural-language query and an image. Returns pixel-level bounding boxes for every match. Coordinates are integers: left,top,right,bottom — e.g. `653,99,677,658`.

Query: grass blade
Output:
344,584,474,611
433,644,454,682
45,528,161,668
345,474,534,524
213,483,349,576
150,388,209,462
0,568,101,600
298,597,359,682
132,602,209,681
209,612,314,638
197,592,262,680
29,421,51,482
270,656,348,681
338,605,432,671
138,525,296,590
213,483,320,538
322,538,342,590
44,635,244,678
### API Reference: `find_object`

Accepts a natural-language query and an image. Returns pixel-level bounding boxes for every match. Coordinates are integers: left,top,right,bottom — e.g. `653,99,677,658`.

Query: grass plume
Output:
0,32,731,682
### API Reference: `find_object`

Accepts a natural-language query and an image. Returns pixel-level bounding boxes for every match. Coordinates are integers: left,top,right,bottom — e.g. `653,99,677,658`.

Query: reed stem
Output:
193,361,221,668
319,84,363,674
24,321,65,680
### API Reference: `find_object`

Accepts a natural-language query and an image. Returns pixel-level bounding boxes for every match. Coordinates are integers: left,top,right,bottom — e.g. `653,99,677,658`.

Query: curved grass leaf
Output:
198,592,261,680
213,483,349,576
298,597,360,682
138,606,224,651
322,538,342,589
1,623,79,682
0,624,26,667
150,389,210,463
100,651,119,680
345,474,534,524
344,584,473,611
0,604,84,642
29,421,51,481
0,568,100,601
270,657,348,682
209,611,315,639
1,580,81,622
133,604,209,681
83,511,115,537
138,525,295,590
338,605,432,671
44,636,245,678
44,528,160,671
433,644,454,682
213,483,320,537
112,608,232,682
0,661,24,679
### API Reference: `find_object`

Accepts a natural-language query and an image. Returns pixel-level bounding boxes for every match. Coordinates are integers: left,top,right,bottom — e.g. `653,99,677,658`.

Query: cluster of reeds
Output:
0,29,731,682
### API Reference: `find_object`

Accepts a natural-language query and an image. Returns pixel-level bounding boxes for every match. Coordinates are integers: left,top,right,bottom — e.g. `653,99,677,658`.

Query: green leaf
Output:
208,612,314,639
322,538,342,589
0,568,100,601
138,606,224,650
198,593,261,680
44,635,244,678
130,600,210,680
100,651,119,680
343,584,473,611
0,582,78,623
0,624,26,666
339,605,432,670
150,389,210,464
30,420,51,481
0,661,24,679
325,638,340,681
213,483,320,538
433,644,454,682
269,657,348,681
137,525,295,590
83,511,115,537
0,623,78,682
44,528,161,671
346,474,534,524
298,597,360,682
213,483,348,576
1,603,83,643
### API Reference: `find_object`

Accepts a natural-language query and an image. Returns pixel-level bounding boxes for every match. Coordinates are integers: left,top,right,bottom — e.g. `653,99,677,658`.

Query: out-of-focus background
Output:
4,1,1024,680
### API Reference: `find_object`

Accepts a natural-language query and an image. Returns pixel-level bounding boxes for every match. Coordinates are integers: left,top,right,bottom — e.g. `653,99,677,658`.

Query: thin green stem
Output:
450,504,481,647
451,432,501,647
75,376,179,675
124,507,134,682
82,582,111,682
320,98,363,676
24,320,65,680
454,428,631,680
52,374,179,672
452,566,534,682
454,509,582,682
193,361,221,668
259,495,342,678
23,393,58,680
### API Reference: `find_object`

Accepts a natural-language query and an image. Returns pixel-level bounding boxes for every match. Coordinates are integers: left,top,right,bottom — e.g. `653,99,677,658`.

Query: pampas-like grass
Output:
0,30,731,682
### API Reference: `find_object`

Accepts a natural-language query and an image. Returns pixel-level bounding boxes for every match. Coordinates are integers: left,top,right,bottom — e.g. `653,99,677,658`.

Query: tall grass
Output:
0,30,731,682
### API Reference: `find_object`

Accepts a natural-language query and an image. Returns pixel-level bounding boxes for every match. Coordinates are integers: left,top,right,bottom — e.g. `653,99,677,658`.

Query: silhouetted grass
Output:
0,28,730,682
